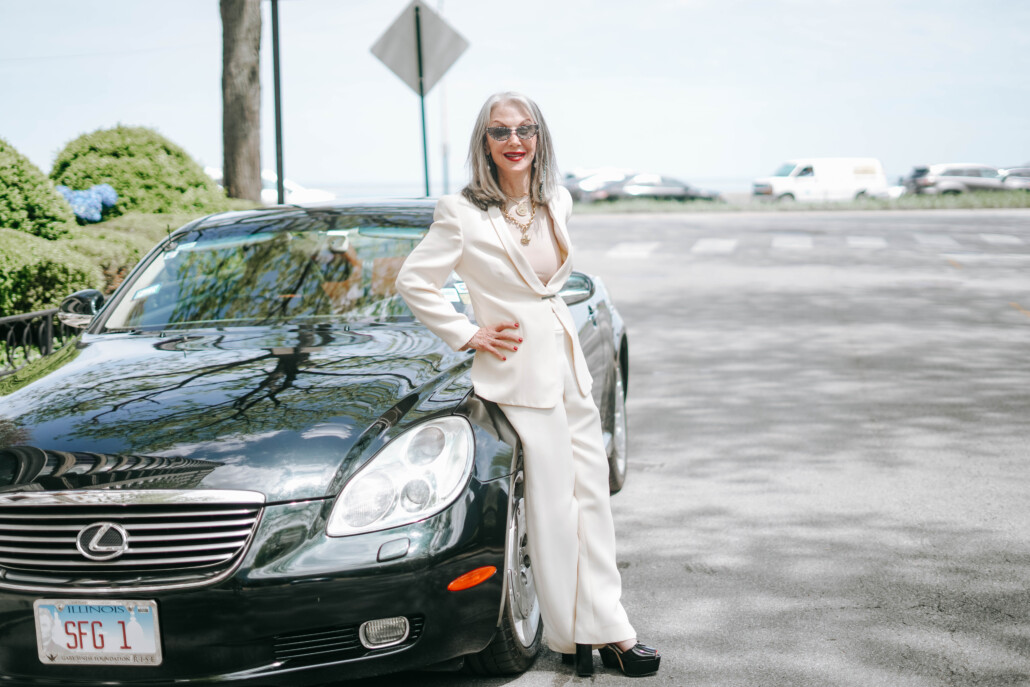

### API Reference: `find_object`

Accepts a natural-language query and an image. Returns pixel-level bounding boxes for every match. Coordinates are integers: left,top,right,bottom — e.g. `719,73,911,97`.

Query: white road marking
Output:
691,238,739,254
942,252,1030,263
979,233,1024,246
606,241,661,259
847,236,887,250
771,235,813,250
913,233,961,249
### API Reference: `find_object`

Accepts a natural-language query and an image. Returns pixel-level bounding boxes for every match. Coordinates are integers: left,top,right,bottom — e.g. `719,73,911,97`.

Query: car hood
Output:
0,324,470,503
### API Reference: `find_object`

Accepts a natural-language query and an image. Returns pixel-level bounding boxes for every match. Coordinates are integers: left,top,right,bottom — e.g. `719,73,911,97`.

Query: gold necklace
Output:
503,200,536,245
512,195,530,217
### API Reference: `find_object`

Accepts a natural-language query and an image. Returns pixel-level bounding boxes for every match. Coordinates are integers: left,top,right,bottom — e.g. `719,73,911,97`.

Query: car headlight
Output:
326,416,474,536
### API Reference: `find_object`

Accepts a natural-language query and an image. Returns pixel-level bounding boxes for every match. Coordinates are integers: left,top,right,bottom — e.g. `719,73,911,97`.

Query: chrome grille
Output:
0,490,264,592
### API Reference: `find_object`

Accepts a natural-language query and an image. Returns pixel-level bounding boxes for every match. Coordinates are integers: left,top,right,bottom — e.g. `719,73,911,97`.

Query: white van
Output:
753,158,888,202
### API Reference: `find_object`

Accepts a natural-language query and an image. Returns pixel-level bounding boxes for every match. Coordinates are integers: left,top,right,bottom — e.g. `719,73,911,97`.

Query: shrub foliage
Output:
0,229,103,316
50,126,228,216
0,137,74,239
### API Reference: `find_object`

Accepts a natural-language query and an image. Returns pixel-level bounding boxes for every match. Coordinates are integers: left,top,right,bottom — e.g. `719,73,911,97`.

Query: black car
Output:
591,173,721,203
0,200,630,685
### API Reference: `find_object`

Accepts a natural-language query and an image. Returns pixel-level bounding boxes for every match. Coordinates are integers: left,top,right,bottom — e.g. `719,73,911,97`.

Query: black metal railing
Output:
0,309,76,377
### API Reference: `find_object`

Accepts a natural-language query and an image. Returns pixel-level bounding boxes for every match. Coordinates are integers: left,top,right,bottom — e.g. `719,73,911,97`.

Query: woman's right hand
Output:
463,321,522,361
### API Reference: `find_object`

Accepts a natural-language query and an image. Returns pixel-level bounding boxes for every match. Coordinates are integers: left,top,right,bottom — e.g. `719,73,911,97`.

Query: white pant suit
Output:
395,188,634,654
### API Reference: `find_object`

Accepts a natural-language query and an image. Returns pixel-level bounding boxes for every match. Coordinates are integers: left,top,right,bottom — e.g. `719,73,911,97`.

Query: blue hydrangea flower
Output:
67,190,103,223
91,183,118,209
54,184,118,222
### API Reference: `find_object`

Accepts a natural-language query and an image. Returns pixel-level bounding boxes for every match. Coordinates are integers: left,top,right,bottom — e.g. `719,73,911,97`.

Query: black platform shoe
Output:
562,644,594,676
599,642,661,677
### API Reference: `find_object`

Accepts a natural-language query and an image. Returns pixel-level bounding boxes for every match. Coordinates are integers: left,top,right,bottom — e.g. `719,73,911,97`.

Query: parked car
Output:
903,163,1006,195
752,157,889,202
1001,167,1030,191
591,173,721,203
562,167,634,202
0,200,630,685
204,166,336,205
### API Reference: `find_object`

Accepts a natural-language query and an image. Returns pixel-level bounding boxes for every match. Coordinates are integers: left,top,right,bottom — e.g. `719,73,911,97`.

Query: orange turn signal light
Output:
447,566,497,591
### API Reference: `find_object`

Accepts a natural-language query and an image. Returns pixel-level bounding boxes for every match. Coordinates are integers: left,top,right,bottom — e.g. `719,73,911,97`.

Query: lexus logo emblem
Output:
76,522,129,561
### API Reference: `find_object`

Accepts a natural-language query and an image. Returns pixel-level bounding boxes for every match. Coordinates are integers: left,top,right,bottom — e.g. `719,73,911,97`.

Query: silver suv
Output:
905,163,1005,195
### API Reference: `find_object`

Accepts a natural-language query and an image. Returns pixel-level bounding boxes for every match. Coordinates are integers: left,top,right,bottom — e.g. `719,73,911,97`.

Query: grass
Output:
573,190,1030,214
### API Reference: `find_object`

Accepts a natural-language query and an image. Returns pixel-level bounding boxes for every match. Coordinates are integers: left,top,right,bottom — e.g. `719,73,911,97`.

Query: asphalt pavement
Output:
343,209,1030,687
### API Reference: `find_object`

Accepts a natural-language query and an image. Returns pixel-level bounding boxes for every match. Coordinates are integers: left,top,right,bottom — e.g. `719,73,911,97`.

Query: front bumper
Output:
0,478,510,686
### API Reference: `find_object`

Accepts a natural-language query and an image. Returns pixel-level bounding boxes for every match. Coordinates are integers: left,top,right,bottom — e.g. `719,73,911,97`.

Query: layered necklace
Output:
503,194,536,245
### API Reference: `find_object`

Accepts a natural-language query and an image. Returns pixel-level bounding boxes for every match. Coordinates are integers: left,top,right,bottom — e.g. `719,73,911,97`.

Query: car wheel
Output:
465,470,542,674
607,364,628,494
778,193,795,202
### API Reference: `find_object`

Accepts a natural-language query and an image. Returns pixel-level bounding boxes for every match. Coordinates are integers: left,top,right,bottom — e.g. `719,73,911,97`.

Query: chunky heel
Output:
575,643,594,677
598,642,661,677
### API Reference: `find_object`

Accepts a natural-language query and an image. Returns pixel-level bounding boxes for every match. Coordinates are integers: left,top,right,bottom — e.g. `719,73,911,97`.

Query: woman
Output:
395,92,660,678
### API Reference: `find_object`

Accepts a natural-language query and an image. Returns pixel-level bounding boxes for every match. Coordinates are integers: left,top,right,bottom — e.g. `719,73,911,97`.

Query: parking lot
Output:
346,208,1030,686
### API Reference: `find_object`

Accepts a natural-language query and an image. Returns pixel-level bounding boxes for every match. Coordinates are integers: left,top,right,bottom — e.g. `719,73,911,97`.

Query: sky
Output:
2,0,1029,196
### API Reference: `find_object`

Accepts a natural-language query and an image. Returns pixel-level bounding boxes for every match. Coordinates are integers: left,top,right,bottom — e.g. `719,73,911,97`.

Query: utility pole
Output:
271,0,285,204
438,0,450,194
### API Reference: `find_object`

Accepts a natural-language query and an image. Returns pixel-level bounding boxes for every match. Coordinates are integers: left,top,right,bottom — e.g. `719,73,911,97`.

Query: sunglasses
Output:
486,124,539,142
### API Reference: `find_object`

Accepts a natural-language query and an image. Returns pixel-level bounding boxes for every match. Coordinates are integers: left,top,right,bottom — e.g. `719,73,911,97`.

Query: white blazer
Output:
396,187,592,409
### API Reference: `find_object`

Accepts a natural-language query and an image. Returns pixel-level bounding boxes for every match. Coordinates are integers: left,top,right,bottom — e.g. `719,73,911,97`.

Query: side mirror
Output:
561,272,594,306
58,289,105,328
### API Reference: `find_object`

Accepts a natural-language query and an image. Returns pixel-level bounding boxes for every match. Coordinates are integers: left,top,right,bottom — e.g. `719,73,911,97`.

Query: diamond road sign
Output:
371,0,468,96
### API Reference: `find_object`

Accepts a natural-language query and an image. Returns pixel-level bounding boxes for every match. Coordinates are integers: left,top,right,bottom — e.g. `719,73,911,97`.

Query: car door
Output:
972,167,1005,191
562,273,613,412
794,165,819,201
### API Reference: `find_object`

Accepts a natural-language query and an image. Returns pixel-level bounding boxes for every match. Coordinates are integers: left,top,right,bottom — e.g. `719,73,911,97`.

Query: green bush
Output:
58,212,192,294
0,228,103,316
0,137,74,238
50,126,229,217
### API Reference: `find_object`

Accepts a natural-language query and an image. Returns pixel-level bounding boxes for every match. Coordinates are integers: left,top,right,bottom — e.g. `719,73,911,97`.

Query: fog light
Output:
359,616,410,649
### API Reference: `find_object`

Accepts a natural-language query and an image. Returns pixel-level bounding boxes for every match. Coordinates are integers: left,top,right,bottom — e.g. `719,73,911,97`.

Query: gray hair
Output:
461,92,560,211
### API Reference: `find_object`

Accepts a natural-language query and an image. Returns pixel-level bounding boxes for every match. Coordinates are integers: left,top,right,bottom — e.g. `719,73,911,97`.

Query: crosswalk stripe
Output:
914,233,961,248
606,241,660,259
941,252,1030,263
771,235,813,250
979,233,1024,246
847,236,887,250
691,238,738,254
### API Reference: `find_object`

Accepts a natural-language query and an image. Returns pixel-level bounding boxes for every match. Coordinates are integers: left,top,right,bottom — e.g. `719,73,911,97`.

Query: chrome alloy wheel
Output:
506,478,540,648
612,368,628,479
606,364,629,493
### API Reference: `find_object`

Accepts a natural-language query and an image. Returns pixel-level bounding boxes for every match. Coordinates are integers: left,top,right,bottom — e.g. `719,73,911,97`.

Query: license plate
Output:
33,599,162,666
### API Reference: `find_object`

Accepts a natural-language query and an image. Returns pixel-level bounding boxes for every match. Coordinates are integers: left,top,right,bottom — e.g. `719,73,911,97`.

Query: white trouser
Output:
498,318,635,653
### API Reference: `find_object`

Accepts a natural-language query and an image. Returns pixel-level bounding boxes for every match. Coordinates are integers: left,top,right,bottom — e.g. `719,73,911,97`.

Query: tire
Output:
607,364,628,494
465,470,542,675
778,193,795,202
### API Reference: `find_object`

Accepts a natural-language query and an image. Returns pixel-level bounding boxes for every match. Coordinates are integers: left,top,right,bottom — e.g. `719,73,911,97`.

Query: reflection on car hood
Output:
0,324,470,502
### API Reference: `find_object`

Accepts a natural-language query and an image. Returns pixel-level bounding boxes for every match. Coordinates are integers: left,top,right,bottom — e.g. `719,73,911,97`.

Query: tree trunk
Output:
220,0,261,202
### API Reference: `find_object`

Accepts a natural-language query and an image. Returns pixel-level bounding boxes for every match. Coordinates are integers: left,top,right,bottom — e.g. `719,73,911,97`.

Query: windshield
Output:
102,215,434,331
772,162,797,177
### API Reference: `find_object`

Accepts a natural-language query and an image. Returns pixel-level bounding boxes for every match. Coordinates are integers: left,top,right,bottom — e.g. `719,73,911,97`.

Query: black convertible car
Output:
0,200,630,685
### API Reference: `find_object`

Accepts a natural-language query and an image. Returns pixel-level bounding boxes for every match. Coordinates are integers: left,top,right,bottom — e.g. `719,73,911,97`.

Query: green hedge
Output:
0,137,74,238
58,213,194,293
0,228,103,316
50,126,229,217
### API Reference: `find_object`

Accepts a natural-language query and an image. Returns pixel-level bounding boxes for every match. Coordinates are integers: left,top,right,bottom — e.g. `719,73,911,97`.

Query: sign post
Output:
372,1,468,197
